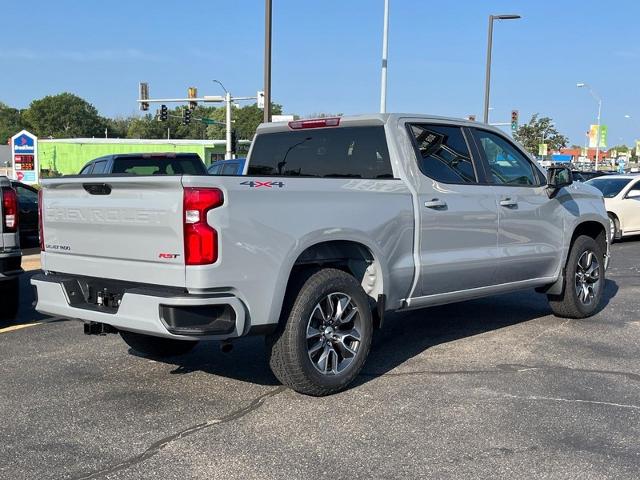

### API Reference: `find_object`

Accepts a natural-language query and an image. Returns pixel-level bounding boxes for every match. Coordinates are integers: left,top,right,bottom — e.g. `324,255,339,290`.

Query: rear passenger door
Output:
406,123,499,298
470,128,564,284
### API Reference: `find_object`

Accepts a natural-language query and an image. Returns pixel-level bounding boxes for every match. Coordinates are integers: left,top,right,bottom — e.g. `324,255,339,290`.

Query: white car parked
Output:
587,174,640,240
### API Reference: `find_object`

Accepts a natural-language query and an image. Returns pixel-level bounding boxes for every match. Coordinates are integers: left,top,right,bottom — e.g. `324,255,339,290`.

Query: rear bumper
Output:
31,273,246,340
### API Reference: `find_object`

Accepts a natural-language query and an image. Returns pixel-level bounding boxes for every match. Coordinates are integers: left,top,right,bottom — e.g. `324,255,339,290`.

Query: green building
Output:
38,138,250,176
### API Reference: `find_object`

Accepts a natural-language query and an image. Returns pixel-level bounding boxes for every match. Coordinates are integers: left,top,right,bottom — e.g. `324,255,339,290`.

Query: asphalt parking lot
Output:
2,241,639,480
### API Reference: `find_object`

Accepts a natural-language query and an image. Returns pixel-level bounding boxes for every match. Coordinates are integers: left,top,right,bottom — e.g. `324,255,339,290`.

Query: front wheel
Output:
608,213,621,242
267,268,373,396
120,331,198,357
547,235,605,318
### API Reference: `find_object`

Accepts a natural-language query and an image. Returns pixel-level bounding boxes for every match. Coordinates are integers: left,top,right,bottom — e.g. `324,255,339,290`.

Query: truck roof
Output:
256,113,500,134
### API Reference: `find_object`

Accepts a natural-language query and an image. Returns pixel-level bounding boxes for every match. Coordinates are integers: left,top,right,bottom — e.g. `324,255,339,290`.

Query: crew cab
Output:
32,114,610,395
1,176,22,320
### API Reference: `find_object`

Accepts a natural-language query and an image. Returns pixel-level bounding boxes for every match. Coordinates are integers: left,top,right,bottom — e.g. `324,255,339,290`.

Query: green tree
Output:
514,114,568,155
0,102,25,144
204,103,283,140
105,116,134,138
23,93,106,138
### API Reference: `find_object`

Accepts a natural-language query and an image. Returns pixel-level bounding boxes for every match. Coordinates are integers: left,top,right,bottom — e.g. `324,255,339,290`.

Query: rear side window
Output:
91,160,108,174
408,124,476,184
79,163,93,175
248,126,393,179
221,162,239,175
208,164,222,175
111,156,206,175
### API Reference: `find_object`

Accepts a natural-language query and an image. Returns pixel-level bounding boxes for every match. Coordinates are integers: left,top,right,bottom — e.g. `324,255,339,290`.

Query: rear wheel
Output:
267,268,373,396
608,213,621,242
120,331,198,357
548,235,604,318
0,278,20,322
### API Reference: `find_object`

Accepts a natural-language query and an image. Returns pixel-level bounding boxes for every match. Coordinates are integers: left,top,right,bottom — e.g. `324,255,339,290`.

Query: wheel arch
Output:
271,238,388,330
540,219,608,296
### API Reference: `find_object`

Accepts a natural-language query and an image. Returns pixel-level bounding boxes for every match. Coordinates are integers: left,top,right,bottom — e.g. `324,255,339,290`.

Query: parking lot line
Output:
0,317,62,335
0,322,42,334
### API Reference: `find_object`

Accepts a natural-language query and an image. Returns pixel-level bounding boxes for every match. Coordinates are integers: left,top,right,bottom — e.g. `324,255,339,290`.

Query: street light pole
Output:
577,83,602,171
213,80,233,160
483,16,494,124
483,14,521,124
264,0,272,123
380,0,390,113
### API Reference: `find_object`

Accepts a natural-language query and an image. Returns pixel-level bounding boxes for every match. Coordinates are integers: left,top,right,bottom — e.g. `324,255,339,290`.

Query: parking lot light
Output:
483,14,521,123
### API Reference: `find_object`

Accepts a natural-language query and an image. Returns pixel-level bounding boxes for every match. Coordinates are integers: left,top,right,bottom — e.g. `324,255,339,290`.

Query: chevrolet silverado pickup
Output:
32,114,610,395
1,176,22,320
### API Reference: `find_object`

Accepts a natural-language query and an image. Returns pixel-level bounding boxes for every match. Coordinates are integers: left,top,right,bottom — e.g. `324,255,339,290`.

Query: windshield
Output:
586,177,632,198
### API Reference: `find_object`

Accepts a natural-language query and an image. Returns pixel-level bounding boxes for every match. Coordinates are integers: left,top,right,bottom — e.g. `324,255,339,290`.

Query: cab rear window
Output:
111,156,206,175
248,126,394,179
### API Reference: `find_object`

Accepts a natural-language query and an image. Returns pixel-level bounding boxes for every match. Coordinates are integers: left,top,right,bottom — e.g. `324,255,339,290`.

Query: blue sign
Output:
13,133,35,154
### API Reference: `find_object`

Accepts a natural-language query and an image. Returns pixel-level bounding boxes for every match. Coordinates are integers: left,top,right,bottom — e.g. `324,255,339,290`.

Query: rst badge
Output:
159,253,180,259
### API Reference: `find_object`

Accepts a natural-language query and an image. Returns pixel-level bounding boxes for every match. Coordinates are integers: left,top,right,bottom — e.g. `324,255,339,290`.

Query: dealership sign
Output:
11,130,39,185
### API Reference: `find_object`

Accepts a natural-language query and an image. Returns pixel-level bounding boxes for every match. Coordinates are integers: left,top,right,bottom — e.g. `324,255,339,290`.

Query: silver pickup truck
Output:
32,114,610,395
1,176,22,320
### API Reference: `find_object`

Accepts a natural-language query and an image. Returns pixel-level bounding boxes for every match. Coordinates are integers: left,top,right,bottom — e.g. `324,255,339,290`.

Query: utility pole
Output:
264,0,272,123
380,0,390,113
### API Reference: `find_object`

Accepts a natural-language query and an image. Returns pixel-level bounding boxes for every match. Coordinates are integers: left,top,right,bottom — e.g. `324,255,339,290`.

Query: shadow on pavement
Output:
127,280,619,389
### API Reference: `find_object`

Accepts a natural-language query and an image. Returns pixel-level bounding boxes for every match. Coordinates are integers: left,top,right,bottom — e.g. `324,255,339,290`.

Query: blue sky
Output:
1,0,639,146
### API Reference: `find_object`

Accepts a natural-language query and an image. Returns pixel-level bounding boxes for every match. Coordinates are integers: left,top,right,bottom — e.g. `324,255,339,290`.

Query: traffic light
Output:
231,130,238,154
159,104,168,121
183,108,192,125
188,87,198,110
511,110,519,132
139,82,149,111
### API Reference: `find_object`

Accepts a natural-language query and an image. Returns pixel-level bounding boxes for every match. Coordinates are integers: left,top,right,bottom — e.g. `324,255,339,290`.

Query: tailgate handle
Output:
83,183,112,195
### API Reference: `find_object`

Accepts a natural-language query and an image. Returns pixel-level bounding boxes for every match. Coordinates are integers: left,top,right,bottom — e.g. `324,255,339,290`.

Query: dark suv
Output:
78,153,207,176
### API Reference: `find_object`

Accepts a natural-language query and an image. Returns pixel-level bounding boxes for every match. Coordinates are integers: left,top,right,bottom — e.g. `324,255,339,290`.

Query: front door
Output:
406,123,500,297
619,179,640,234
470,128,564,284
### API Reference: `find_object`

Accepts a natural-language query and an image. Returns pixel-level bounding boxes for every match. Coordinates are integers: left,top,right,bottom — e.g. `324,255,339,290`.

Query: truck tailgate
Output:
41,176,186,287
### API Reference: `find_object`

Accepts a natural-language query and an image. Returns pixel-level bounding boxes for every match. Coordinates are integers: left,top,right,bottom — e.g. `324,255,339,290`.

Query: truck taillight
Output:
288,117,340,129
2,188,18,233
183,188,223,265
38,189,44,251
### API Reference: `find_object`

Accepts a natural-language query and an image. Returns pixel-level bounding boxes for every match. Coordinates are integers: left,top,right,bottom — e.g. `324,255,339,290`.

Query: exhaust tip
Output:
220,341,234,353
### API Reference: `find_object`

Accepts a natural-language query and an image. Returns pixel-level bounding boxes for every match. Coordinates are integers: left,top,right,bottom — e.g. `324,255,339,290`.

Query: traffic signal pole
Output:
138,83,262,158
225,92,232,159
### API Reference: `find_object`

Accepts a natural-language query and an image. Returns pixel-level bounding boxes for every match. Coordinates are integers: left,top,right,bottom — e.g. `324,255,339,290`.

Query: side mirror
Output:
626,189,640,199
546,166,573,198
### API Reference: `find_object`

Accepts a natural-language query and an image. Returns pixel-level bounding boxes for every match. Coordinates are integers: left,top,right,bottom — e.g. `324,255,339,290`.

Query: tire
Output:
608,213,621,242
267,268,373,396
120,330,198,357
548,235,605,319
0,278,20,321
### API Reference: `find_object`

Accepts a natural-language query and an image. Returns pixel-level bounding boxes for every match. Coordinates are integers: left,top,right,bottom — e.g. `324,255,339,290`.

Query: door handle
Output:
424,198,447,209
499,198,518,208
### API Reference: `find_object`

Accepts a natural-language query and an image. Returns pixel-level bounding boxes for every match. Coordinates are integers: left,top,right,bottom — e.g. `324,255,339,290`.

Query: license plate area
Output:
60,277,131,313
